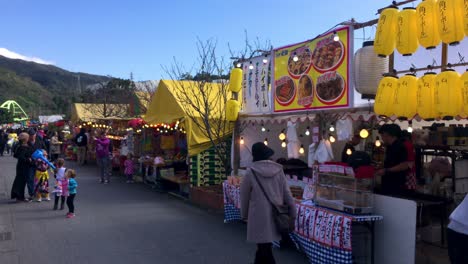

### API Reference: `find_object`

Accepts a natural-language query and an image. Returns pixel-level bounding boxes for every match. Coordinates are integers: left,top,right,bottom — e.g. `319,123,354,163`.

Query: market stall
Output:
143,80,233,197
223,1,468,262
71,103,132,164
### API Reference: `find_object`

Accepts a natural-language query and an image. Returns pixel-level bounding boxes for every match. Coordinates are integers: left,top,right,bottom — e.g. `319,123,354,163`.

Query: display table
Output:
223,181,383,264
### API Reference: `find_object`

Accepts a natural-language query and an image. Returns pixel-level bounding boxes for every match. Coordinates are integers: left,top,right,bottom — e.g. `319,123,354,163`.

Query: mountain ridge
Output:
0,55,111,118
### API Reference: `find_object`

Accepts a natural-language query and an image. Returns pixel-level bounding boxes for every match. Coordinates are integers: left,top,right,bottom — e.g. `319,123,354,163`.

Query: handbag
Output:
251,169,293,234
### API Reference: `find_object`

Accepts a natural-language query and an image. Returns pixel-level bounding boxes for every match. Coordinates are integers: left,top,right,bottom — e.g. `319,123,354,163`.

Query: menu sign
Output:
241,55,272,114
273,26,353,112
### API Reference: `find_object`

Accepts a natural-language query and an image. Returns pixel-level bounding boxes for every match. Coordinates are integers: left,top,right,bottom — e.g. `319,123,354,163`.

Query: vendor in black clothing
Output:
341,135,361,163
375,124,409,196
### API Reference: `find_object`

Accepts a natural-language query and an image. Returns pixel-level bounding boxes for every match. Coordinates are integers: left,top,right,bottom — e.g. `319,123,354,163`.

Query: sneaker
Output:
66,213,75,218
104,180,109,184
53,205,58,210
45,198,51,201
36,198,42,202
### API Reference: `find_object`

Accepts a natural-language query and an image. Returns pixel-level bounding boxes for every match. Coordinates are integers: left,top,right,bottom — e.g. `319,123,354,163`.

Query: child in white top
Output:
53,159,68,210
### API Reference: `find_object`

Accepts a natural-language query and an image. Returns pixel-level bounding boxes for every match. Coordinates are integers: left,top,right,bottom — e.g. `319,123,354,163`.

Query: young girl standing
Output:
124,153,135,183
34,150,51,202
53,159,68,210
66,169,78,218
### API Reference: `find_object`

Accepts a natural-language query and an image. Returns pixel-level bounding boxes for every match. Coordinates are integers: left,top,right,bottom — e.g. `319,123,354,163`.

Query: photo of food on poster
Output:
273,27,352,112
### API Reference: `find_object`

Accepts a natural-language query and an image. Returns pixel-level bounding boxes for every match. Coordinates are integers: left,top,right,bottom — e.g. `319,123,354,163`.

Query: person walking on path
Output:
65,169,78,218
53,158,68,210
75,128,88,165
50,132,62,162
240,142,297,264
94,131,111,184
11,132,33,202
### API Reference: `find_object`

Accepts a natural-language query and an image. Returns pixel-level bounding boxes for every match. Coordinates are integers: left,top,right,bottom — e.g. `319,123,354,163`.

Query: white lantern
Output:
354,41,389,98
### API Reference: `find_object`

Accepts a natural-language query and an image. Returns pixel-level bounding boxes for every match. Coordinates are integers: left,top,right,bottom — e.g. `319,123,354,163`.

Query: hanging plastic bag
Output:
336,118,353,141
315,140,334,163
287,121,300,159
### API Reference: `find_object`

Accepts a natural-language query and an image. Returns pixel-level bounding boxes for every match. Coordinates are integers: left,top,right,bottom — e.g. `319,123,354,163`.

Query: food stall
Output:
223,25,389,264
71,103,132,164
143,80,233,198
224,1,468,263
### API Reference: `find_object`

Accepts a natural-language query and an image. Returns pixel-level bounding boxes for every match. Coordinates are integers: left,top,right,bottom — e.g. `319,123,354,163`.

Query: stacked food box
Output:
189,143,230,187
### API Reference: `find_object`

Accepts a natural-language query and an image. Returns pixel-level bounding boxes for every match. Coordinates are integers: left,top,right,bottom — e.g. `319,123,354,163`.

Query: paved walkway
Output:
0,156,307,264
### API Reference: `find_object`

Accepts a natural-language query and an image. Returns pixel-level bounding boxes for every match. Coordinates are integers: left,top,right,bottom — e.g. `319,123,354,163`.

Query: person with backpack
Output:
240,142,297,264
74,128,88,166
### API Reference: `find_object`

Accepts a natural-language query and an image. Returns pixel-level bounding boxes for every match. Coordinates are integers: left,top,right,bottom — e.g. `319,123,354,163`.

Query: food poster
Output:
273,26,353,112
241,55,272,114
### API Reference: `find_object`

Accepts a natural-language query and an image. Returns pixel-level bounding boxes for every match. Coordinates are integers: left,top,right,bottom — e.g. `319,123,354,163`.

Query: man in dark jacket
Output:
75,128,88,165
376,124,409,196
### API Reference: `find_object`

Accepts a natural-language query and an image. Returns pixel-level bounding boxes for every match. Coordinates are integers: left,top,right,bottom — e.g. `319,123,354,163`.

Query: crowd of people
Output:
5,127,123,219
6,128,78,219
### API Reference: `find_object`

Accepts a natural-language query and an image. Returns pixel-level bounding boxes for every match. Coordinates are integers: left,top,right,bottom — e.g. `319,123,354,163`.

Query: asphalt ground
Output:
0,155,307,264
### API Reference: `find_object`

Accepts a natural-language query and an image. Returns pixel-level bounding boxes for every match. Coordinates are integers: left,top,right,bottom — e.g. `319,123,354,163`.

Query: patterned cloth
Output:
124,159,135,175
290,233,353,264
405,171,417,190
34,170,49,194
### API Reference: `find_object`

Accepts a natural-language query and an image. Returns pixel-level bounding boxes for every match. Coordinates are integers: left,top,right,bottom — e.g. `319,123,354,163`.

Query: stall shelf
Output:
416,145,468,194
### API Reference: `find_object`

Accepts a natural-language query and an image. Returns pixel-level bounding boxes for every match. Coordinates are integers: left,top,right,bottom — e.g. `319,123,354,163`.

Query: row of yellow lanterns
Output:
226,68,243,121
375,69,468,120
374,0,468,57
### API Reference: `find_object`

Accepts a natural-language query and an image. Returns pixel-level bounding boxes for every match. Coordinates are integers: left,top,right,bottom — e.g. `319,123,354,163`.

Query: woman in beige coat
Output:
240,142,297,264
49,132,62,162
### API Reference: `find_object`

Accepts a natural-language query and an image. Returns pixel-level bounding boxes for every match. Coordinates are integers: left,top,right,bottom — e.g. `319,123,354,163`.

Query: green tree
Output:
81,77,136,118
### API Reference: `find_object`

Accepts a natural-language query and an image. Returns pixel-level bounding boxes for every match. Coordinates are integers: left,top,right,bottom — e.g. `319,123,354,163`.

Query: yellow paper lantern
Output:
437,0,465,45
229,68,243,93
374,7,399,57
416,0,441,49
226,99,241,121
397,7,419,56
435,69,463,120
417,72,438,120
394,74,418,120
374,75,398,118
461,70,468,117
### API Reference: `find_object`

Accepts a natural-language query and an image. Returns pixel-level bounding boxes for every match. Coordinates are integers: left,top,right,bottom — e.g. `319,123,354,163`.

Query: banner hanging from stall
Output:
273,26,353,113
240,55,272,114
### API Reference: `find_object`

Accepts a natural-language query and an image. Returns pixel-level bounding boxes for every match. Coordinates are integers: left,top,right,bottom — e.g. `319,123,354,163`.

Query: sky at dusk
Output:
0,0,391,81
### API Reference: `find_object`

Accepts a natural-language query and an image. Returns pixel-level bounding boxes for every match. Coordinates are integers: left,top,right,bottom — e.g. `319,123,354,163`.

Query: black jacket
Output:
75,133,88,147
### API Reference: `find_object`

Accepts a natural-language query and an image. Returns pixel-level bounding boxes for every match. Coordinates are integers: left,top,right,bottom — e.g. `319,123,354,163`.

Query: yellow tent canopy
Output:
71,103,130,123
144,80,233,156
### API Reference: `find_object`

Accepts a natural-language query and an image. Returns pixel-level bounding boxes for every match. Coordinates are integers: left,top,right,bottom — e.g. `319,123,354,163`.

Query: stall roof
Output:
71,103,130,123
144,80,233,156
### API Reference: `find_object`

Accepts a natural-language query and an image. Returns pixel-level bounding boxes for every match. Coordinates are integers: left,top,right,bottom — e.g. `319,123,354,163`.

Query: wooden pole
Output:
232,92,240,176
441,43,448,71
